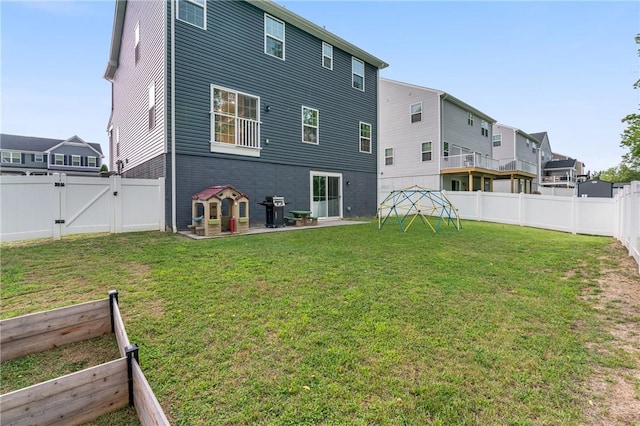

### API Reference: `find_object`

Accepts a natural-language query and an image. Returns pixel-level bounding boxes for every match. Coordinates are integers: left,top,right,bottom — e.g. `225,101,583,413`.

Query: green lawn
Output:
0,220,624,425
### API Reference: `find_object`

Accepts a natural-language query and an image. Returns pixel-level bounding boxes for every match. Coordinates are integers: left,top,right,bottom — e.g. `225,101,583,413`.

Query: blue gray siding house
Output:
0,134,104,176
104,0,387,230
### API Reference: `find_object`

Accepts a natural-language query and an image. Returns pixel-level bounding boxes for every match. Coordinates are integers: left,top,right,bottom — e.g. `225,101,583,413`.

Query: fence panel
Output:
0,175,57,242
63,175,114,236
0,358,128,426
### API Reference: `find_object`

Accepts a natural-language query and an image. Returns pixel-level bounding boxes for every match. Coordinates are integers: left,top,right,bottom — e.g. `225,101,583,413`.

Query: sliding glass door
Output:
311,172,342,219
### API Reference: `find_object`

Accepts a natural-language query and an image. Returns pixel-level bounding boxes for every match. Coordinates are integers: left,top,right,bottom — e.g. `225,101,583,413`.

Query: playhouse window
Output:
209,202,218,219
239,201,247,218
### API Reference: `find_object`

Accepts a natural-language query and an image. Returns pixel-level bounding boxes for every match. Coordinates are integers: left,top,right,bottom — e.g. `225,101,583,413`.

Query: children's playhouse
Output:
190,185,250,236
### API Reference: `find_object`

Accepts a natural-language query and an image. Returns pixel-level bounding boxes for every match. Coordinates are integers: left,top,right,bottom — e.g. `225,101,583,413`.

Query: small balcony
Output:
211,115,261,157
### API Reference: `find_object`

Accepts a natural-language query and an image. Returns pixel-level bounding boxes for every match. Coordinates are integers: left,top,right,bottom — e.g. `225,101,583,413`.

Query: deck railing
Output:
441,153,536,175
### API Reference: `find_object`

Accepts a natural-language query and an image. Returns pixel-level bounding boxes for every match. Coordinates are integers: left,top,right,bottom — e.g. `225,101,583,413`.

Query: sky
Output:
1,0,638,174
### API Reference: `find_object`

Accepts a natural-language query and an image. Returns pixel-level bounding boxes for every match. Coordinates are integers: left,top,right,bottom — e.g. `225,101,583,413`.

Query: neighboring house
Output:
0,134,104,176
530,132,586,189
104,0,387,230
379,79,536,196
491,123,539,193
577,179,613,198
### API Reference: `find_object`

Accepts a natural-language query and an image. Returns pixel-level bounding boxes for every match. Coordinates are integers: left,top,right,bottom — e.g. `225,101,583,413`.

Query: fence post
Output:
109,290,119,333
126,344,139,407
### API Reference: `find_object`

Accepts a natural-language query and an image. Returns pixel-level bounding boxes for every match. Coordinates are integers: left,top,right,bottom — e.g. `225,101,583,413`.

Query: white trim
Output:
352,57,365,91
210,84,261,155
359,121,371,153
309,170,343,219
302,106,319,145
176,0,206,30
264,14,285,60
410,102,422,123
384,147,393,166
322,42,333,70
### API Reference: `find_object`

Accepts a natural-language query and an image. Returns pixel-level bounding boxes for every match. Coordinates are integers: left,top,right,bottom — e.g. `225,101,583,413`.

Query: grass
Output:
0,220,622,425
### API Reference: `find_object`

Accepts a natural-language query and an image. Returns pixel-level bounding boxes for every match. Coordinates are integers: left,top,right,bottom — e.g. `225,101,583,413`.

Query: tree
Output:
620,113,640,170
617,34,640,173
593,164,640,183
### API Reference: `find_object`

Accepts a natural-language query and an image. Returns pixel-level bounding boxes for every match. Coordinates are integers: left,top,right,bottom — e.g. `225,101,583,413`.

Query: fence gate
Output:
1,174,164,243
53,173,116,239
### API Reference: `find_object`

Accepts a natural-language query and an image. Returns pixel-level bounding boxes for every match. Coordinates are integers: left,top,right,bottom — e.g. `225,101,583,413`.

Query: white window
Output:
443,141,449,158
148,82,156,130
467,112,474,126
385,148,393,165
493,134,502,147
116,127,120,157
34,153,44,162
526,140,530,148
177,0,206,29
88,156,97,167
134,21,140,63
359,122,371,153
481,120,489,137
265,14,285,60
302,106,319,144
1,151,21,163
410,102,422,123
352,57,364,91
72,155,81,167
532,143,537,153
421,141,432,162
55,154,64,165
322,42,333,70
211,85,260,151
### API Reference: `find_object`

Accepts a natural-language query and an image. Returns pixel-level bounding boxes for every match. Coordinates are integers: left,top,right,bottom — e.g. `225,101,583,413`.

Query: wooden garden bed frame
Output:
0,290,170,425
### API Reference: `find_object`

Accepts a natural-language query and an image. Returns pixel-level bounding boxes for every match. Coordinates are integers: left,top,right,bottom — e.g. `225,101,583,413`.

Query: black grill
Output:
258,196,286,228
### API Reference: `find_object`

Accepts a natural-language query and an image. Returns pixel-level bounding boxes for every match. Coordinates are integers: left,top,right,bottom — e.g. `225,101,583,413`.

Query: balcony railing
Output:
441,153,536,175
212,115,261,150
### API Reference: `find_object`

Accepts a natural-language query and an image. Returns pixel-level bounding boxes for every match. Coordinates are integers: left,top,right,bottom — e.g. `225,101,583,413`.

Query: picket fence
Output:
0,174,165,243
0,290,170,425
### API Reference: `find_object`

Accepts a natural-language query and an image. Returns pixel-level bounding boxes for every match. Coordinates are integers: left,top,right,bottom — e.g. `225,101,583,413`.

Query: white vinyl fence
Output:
1,174,165,243
379,181,640,273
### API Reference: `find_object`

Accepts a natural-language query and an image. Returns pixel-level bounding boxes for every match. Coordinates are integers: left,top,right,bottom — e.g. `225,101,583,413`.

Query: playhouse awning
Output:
191,185,249,202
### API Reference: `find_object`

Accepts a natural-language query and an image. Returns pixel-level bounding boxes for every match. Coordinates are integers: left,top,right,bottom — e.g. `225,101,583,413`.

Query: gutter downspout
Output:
170,0,177,233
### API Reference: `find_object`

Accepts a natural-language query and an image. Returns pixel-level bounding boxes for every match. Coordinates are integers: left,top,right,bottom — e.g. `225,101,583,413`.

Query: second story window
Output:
212,86,260,149
467,112,474,126
493,134,502,147
265,14,285,60
72,155,81,167
177,0,206,29
88,156,97,167
385,148,393,165
352,57,364,91
302,106,319,144
481,120,489,137
410,102,422,123
1,151,21,164
54,154,64,165
360,122,372,153
34,153,44,162
443,141,449,158
421,141,432,162
322,42,333,70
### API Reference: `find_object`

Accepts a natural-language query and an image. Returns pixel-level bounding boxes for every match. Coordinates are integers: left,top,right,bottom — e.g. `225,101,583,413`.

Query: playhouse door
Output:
310,172,342,219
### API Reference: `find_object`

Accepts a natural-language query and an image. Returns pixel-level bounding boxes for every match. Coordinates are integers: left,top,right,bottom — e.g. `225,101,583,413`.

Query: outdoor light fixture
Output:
265,105,271,112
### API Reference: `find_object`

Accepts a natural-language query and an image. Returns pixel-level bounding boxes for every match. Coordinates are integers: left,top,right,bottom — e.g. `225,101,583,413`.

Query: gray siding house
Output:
491,123,539,193
379,79,537,197
104,0,387,230
0,134,104,176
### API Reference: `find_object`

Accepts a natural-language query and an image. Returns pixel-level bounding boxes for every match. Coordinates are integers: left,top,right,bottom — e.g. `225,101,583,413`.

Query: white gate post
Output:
111,175,123,233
